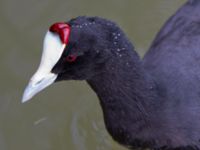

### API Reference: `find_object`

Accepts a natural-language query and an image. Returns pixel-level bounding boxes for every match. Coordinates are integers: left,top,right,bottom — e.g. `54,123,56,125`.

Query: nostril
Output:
35,79,43,85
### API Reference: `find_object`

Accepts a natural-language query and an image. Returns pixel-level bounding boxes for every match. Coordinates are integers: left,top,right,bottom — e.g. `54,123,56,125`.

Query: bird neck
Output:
87,44,159,147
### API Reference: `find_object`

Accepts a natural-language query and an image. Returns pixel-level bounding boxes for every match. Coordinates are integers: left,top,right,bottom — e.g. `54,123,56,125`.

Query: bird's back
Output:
143,0,200,148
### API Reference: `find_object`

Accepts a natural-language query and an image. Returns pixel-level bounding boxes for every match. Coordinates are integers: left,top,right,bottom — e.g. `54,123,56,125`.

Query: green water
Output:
0,0,186,150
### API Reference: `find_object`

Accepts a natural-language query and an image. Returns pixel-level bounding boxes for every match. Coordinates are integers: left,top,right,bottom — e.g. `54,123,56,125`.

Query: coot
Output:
22,0,200,149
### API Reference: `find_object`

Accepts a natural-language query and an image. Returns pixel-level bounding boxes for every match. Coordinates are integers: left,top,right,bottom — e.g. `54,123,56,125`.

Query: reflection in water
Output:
0,0,185,150
34,117,47,125
71,97,114,150
71,112,87,150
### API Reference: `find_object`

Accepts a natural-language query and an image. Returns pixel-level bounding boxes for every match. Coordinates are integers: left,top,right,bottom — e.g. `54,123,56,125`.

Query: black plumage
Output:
32,0,200,149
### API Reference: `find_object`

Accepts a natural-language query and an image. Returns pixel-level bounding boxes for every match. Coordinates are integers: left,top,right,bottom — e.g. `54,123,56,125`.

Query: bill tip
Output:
21,92,32,103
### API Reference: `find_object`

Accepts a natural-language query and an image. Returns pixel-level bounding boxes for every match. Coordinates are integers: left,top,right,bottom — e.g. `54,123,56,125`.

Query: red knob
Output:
49,22,71,44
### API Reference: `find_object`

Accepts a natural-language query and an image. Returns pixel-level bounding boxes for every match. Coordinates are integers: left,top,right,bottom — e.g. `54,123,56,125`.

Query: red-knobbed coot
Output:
22,0,200,149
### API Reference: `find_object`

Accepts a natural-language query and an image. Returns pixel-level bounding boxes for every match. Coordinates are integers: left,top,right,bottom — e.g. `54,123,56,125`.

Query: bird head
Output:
22,16,119,102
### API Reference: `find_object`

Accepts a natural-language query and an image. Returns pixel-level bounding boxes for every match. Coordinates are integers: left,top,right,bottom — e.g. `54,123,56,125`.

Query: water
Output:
0,0,186,150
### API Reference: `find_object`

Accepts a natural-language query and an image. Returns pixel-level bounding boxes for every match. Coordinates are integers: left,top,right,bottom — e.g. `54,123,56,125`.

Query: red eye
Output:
66,55,77,62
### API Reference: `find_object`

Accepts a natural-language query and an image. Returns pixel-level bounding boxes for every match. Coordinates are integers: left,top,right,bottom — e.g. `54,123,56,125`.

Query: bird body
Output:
22,0,200,149
144,1,200,148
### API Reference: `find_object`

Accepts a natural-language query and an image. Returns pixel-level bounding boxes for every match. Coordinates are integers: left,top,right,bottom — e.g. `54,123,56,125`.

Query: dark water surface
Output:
0,0,186,150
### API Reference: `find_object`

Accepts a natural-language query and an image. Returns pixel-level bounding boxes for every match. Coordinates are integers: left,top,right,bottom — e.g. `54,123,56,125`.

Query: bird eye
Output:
66,55,77,62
